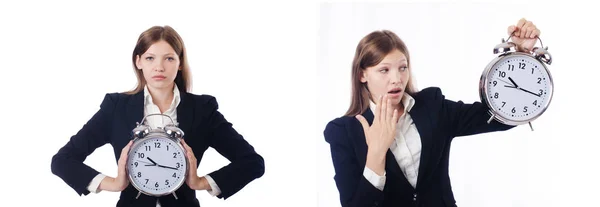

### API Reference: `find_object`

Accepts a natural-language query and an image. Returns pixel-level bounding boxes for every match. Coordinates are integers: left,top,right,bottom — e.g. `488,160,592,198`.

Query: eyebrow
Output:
144,53,176,56
380,59,407,65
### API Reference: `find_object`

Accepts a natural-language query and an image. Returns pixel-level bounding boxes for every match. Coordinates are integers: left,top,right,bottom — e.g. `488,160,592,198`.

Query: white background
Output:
317,2,600,207
0,0,599,207
0,1,317,207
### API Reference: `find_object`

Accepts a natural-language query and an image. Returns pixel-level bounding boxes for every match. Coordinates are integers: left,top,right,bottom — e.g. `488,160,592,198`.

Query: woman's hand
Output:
99,140,133,192
356,94,399,175
181,139,210,191
508,18,541,53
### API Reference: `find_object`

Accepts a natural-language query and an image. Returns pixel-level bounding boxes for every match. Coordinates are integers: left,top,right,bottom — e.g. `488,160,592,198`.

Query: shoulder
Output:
324,115,358,144
412,86,444,103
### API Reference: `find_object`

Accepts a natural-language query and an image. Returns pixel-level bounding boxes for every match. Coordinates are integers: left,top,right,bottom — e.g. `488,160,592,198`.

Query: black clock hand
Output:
519,88,542,97
508,77,519,88
504,85,517,88
146,157,158,166
157,164,179,170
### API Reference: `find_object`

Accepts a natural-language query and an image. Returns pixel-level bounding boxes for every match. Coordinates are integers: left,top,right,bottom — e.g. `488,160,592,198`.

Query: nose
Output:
154,59,165,72
390,69,403,85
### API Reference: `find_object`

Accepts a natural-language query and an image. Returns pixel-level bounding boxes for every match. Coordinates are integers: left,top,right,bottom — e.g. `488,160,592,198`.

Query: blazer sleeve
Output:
203,96,265,199
51,93,115,196
424,87,515,138
324,119,384,207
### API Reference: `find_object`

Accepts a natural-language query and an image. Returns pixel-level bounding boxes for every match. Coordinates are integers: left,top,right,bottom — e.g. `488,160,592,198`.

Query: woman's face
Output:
361,49,410,106
136,40,180,91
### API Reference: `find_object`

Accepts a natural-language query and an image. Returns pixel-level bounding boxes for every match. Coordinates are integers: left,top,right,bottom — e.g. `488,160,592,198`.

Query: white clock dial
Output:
127,137,187,196
485,55,552,123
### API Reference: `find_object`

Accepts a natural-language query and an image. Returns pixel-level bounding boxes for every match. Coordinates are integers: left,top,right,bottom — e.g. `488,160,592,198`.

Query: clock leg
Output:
487,114,495,124
528,122,534,131
136,191,141,199
172,192,179,200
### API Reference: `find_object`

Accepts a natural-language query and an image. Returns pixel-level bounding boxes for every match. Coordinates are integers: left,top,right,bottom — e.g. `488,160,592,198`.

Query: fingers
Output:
520,21,533,38
181,140,196,162
374,95,382,123
386,95,393,124
515,18,527,37
391,109,399,126
355,115,369,135
380,95,387,124
119,141,133,164
530,29,540,39
507,25,516,36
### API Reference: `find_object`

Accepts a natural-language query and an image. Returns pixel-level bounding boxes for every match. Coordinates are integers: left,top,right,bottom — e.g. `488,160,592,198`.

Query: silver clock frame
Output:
479,36,554,130
126,114,188,199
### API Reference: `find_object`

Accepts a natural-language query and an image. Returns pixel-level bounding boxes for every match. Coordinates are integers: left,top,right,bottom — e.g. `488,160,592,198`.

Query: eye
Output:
145,56,154,61
379,68,389,73
400,66,408,71
167,57,175,61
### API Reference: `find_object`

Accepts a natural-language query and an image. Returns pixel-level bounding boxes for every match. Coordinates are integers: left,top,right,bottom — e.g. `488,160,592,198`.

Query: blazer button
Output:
413,193,417,201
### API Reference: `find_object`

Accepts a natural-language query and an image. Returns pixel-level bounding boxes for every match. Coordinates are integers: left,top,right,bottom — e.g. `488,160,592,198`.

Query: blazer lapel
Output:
176,91,193,138
407,99,434,190
126,90,144,137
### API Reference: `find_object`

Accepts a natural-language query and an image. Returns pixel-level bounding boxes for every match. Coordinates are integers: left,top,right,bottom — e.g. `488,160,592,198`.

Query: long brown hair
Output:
344,30,418,116
125,25,192,94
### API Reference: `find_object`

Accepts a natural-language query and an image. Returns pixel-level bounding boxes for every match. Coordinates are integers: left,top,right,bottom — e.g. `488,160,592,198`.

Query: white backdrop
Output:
0,1,317,207
317,2,600,207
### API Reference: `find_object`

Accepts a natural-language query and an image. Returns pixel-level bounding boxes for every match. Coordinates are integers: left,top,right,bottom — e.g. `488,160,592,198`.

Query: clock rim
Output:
126,133,189,197
479,52,554,126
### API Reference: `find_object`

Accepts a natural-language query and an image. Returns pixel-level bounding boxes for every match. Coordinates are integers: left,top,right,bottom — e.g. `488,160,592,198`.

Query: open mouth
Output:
388,88,402,94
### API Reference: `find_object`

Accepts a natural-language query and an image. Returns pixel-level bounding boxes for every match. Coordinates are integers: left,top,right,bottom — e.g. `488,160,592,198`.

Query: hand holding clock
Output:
180,139,211,191
507,18,540,53
98,140,133,192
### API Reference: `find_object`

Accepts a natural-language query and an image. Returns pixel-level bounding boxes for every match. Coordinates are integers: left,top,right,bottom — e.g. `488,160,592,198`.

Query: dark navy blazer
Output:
51,89,265,207
324,87,515,207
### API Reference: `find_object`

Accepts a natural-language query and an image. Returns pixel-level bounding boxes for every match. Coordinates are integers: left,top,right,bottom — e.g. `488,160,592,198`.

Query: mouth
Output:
152,75,166,80
388,88,403,95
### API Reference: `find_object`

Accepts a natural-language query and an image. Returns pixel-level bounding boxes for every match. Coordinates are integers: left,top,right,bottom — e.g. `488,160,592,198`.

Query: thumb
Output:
507,25,517,36
355,115,370,134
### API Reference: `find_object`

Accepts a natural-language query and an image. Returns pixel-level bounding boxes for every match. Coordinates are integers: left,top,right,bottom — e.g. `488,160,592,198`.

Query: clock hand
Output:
157,164,179,170
497,79,516,87
136,160,155,166
519,87,542,97
504,85,517,88
508,77,519,88
146,157,158,166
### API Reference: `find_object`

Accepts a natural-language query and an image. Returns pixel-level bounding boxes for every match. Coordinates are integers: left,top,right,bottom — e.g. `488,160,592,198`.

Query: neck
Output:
147,84,174,106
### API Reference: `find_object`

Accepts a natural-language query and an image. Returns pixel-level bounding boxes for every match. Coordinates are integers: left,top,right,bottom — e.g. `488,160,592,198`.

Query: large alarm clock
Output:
479,34,553,130
126,114,188,199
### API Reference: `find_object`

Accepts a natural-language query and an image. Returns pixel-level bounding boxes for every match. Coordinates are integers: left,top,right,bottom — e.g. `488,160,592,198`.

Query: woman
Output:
324,18,540,207
51,25,265,207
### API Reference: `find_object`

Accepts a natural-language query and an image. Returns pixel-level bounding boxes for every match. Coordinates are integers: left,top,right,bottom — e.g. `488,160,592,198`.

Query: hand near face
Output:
507,18,541,53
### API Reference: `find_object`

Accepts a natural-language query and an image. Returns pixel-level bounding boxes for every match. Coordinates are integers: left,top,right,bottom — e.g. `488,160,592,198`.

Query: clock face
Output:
126,136,187,196
484,54,553,124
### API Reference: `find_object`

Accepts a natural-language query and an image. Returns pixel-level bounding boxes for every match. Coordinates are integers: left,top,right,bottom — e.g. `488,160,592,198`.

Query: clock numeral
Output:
173,152,177,158
538,89,543,96
537,77,542,84
155,182,159,188
145,146,151,151
499,71,506,78
533,100,538,106
508,64,515,71
531,68,535,74
155,142,161,148
165,180,170,185
137,172,142,178
511,107,516,113
492,81,497,87
138,153,145,158
172,173,177,178
134,162,138,167
145,179,149,184
523,106,528,112
519,62,526,69
176,163,181,168
501,101,506,107
494,92,499,99
166,146,169,151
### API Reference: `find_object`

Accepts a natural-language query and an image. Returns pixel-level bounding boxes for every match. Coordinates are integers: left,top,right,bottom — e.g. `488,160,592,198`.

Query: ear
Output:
135,55,142,70
360,71,367,83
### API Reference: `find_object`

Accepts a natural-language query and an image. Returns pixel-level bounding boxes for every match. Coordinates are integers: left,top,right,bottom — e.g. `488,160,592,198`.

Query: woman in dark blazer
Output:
51,25,264,207
324,18,541,207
